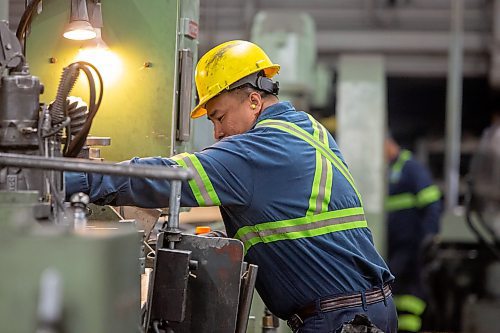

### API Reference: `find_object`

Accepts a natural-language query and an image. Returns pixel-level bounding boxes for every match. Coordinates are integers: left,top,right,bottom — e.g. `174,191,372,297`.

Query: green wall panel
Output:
27,0,182,161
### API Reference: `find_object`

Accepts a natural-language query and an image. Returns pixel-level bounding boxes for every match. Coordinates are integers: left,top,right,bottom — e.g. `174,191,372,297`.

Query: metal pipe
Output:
444,0,464,211
167,179,182,249
0,153,193,181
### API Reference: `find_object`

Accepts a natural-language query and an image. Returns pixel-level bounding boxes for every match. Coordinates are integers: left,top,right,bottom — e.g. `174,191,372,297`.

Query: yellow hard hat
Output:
191,40,280,119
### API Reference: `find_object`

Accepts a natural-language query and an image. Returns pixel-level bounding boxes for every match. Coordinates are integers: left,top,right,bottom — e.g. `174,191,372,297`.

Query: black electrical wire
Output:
16,0,43,53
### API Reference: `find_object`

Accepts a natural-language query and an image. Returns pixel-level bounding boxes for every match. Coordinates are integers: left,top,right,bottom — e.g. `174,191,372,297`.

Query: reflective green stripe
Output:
323,162,333,213
306,114,333,215
385,192,415,212
394,294,426,316
256,119,361,202
234,207,367,253
307,115,323,215
386,185,441,212
171,153,221,206
309,114,335,215
392,150,412,175
397,314,422,332
416,185,441,207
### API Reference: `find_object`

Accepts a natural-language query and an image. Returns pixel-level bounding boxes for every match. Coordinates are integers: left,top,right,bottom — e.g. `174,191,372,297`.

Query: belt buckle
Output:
287,313,304,332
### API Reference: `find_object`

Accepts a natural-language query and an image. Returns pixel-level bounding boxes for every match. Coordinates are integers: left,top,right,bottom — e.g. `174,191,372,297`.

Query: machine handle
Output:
177,49,193,142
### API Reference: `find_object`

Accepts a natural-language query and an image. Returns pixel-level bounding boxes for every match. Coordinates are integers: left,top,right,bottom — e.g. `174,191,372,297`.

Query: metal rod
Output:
167,179,182,249
235,264,259,333
444,0,464,211
0,153,193,181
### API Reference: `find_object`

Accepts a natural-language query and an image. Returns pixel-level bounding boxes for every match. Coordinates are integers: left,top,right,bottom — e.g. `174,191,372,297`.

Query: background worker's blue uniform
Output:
385,150,442,332
67,102,397,332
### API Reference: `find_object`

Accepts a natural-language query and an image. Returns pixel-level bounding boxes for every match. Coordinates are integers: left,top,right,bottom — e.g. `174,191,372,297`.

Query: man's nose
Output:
213,124,224,140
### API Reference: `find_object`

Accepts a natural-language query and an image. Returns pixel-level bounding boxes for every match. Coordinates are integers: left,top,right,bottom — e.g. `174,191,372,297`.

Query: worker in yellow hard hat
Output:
66,40,397,332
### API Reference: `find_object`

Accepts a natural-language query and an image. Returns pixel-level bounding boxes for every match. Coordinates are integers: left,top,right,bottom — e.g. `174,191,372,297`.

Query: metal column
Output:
0,0,7,22
444,0,464,210
336,55,387,255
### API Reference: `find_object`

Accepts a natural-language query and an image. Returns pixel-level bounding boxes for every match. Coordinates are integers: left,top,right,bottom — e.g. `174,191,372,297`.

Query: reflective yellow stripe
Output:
234,207,367,253
307,114,331,216
386,185,441,212
394,294,426,316
310,115,334,215
392,150,412,175
307,115,323,215
397,314,422,332
256,119,362,202
416,185,441,207
171,153,221,206
385,192,416,212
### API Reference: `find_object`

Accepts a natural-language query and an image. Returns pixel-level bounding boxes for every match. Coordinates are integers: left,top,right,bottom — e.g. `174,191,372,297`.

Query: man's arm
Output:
65,141,254,209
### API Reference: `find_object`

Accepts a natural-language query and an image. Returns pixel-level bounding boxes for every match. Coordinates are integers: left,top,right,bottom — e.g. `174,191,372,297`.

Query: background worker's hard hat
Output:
191,40,280,119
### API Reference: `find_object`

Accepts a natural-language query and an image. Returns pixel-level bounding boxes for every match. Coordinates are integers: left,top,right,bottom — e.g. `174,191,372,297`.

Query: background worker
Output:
384,135,443,333
66,40,397,332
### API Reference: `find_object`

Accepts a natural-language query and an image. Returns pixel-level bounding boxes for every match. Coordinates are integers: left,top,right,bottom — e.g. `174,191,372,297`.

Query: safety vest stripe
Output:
240,213,366,243
323,162,333,212
397,314,422,332
235,206,364,239
171,153,221,206
394,295,426,316
307,114,327,215
416,185,441,207
242,220,367,253
386,185,441,212
392,150,412,175
315,155,329,215
256,119,361,201
315,117,334,213
385,192,415,211
235,207,366,252
308,114,334,216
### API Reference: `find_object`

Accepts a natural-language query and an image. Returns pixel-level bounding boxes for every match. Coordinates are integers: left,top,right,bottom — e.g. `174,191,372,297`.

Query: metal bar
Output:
0,153,193,181
177,49,193,142
235,264,258,333
444,0,464,210
167,179,182,249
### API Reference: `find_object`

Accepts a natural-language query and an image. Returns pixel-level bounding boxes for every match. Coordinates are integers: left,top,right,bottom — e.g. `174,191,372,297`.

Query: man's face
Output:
205,91,260,141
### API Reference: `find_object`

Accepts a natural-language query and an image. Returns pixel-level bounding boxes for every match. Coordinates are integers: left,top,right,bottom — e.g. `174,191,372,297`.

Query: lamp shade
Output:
63,0,96,41
63,20,96,40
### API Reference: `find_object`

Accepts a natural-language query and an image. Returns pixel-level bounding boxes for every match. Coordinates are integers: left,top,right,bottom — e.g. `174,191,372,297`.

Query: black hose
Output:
64,62,104,157
51,64,80,127
16,0,43,53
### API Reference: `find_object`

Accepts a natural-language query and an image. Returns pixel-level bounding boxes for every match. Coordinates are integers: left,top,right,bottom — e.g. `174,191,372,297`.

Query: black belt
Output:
286,284,392,332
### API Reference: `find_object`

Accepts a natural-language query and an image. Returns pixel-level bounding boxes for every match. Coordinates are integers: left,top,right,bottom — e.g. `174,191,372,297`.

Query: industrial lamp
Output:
85,1,107,49
63,0,96,41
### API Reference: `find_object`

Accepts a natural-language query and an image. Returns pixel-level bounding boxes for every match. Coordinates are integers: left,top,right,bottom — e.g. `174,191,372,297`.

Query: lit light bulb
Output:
76,47,123,85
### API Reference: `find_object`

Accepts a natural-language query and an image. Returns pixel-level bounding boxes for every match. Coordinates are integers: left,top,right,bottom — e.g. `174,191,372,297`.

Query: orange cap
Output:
195,226,211,235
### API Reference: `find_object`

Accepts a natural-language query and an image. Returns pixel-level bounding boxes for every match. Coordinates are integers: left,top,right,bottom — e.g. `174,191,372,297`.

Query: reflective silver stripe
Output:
238,213,365,244
306,113,333,215
257,120,354,185
315,155,328,214
257,120,360,201
181,155,216,206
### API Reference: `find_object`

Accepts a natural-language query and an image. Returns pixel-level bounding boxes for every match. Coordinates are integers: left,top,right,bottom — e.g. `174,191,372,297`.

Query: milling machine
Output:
0,0,257,331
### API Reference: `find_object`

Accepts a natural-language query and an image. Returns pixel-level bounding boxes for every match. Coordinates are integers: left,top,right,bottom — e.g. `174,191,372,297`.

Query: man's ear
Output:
249,92,262,113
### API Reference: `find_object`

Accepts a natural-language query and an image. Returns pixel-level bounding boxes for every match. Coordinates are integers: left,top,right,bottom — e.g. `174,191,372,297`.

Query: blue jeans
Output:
296,295,398,333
